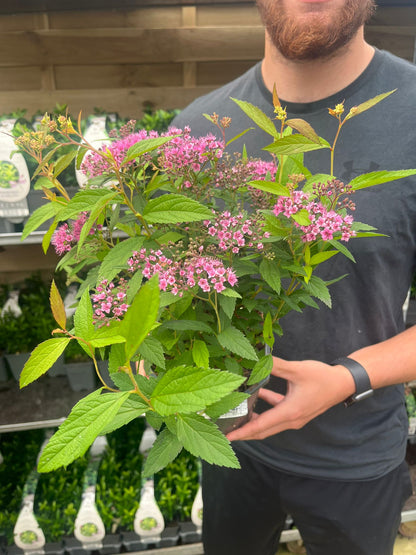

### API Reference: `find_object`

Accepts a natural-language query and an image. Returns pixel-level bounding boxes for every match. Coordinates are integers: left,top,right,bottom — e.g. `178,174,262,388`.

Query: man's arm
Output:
227,325,416,441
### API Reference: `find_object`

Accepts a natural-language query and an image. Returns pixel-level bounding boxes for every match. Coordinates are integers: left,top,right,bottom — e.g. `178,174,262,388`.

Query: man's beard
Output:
256,0,376,61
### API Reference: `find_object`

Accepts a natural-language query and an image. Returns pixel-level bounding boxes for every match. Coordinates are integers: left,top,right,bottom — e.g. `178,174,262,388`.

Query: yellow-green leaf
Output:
50,280,66,329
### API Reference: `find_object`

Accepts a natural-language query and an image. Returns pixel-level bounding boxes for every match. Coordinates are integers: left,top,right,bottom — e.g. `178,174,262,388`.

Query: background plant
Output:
0,429,44,544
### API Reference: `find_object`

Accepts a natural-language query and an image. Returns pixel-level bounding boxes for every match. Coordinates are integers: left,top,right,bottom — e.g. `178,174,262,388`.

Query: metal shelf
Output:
0,230,45,246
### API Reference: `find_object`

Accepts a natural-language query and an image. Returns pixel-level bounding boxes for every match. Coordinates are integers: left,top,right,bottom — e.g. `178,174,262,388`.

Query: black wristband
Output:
330,357,373,407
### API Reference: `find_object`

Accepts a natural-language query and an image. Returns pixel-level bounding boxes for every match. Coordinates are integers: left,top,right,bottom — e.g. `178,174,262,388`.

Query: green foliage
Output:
0,430,44,544
34,454,89,542
154,450,199,524
95,420,144,532
0,273,63,354
15,90,416,476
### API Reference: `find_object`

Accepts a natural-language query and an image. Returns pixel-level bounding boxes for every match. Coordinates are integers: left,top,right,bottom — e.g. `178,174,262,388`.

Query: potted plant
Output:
63,339,95,392
15,89,416,477
0,275,63,380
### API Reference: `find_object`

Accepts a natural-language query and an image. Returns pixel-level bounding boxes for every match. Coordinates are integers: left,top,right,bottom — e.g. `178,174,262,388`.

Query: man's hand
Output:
226,357,356,441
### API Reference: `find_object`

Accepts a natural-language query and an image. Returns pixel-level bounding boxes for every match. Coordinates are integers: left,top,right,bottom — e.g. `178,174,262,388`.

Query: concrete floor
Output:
275,535,416,554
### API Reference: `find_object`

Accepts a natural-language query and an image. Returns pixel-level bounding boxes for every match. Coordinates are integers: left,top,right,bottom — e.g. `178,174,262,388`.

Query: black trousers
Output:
202,449,412,555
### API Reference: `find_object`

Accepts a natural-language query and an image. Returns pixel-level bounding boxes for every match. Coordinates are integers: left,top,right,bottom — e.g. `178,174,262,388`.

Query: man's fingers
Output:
258,387,285,405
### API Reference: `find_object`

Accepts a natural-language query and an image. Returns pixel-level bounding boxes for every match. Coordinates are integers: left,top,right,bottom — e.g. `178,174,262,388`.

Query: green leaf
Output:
162,320,213,333
33,176,55,190
220,288,241,299
20,337,71,387
108,342,127,373
264,135,330,156
89,328,126,349
349,169,416,191
151,366,245,416
74,288,94,341
42,219,58,253
126,270,144,303
231,98,278,138
77,191,119,250
157,231,184,245
192,339,209,368
249,179,290,196
219,295,236,320
263,312,274,349
247,354,273,385
21,202,57,239
205,392,249,420
109,371,134,391
54,150,77,177
143,194,212,224
98,237,145,283
168,413,240,468
50,280,66,329
58,189,119,221
142,427,183,477
217,326,259,361
304,275,332,308
138,336,165,369
99,396,149,435
225,127,255,147
285,118,322,143
37,389,130,472
291,209,311,226
260,258,281,294
124,136,177,163
119,274,160,360
309,250,338,266
328,239,355,262
344,90,396,121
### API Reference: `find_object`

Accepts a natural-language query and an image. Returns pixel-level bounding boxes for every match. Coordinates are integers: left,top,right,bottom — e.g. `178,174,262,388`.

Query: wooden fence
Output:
0,3,414,119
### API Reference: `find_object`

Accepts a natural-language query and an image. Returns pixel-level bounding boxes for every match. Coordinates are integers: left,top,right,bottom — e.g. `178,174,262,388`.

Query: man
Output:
172,1,416,553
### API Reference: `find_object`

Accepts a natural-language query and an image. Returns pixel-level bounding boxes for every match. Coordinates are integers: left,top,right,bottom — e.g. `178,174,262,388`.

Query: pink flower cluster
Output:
205,211,270,254
81,129,159,177
80,126,224,183
52,213,96,255
157,127,224,179
128,249,237,296
92,278,129,326
272,191,355,242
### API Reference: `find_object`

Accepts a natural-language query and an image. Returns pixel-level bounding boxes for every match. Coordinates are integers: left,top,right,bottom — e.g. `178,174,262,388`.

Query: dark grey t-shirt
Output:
173,49,416,480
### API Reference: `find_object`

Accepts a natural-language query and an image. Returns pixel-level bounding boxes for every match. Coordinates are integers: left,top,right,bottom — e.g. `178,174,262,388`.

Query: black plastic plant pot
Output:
97,534,122,555
63,537,92,555
178,522,201,545
159,526,179,547
120,532,147,552
44,541,66,555
216,376,270,434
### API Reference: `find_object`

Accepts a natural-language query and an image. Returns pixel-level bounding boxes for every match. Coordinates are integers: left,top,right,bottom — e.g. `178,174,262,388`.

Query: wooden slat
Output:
0,12,41,30
0,27,264,67
48,7,183,29
365,27,416,61
369,7,416,25
0,86,215,118
196,4,260,26
0,0,255,14
54,63,183,89
0,243,59,285
0,67,42,91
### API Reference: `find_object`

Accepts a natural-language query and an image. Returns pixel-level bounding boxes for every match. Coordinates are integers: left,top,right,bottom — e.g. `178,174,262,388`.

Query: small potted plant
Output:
15,89,416,477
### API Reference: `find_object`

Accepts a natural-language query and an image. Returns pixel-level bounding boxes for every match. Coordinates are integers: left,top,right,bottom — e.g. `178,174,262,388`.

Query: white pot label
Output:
0,119,30,204
220,399,248,419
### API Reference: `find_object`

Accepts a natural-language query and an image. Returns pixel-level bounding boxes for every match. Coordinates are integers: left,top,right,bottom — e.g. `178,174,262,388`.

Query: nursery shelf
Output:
0,417,65,433
0,231,44,246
